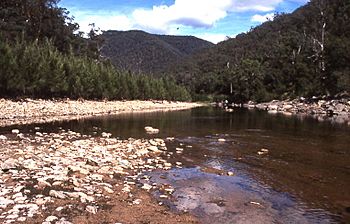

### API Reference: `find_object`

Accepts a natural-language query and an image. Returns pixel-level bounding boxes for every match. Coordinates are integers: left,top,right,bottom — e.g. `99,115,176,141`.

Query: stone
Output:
0,197,14,209
97,166,110,174
49,190,66,199
218,138,226,142
79,192,94,203
283,104,294,110
147,146,159,152
86,205,97,214
268,105,278,111
103,186,114,194
68,166,89,175
0,135,7,140
11,129,20,134
260,148,269,153
101,132,112,138
164,163,172,167
35,132,43,137
45,216,58,222
35,198,47,206
38,179,52,188
227,171,234,176
7,214,19,219
65,192,80,199
1,158,18,171
132,199,142,205
144,126,159,134
141,183,152,191
149,139,158,146
17,217,26,222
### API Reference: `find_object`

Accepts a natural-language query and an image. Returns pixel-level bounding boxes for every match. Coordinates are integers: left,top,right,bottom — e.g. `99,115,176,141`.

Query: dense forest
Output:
101,30,213,74
167,0,350,102
1,0,348,103
0,0,191,101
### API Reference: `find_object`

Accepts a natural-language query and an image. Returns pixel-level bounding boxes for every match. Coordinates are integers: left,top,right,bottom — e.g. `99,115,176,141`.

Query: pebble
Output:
132,199,142,205
141,183,153,191
103,186,114,194
45,216,58,222
1,158,18,171
147,146,159,152
144,126,160,134
49,190,66,199
11,129,20,134
0,128,185,223
86,205,98,214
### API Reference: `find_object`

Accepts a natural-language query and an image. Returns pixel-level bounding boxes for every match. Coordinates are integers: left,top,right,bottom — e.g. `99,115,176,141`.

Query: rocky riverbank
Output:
0,99,203,127
0,129,197,223
243,98,350,125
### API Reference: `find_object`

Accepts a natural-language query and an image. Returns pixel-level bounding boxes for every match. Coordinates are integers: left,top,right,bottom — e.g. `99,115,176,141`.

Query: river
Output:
4,106,350,223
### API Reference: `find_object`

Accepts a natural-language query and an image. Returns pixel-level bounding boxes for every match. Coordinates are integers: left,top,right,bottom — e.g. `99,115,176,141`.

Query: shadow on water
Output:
2,107,350,223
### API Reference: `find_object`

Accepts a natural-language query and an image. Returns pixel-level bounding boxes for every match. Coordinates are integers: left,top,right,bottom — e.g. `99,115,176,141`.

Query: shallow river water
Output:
4,107,350,223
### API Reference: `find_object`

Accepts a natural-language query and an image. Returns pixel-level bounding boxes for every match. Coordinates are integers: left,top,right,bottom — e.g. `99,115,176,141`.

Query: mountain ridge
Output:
100,30,214,73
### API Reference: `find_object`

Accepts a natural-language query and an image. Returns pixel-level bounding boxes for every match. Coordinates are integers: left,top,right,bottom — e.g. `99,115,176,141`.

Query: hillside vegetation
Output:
0,0,191,101
101,30,214,73
168,0,350,102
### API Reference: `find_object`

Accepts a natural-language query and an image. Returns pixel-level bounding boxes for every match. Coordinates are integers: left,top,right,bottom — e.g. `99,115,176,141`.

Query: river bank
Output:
0,129,197,223
242,98,350,125
0,99,203,127
0,99,201,223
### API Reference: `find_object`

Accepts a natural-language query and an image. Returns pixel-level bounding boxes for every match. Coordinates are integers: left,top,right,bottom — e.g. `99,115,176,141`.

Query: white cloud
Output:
251,13,275,23
230,0,283,12
132,0,232,33
72,11,133,33
69,0,308,36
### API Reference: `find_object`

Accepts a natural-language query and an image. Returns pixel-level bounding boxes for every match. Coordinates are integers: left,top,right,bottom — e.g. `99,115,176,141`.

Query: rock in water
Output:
144,126,159,134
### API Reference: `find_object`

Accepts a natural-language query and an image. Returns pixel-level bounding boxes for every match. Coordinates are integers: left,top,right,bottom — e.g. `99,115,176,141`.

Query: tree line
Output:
0,0,191,101
168,0,350,102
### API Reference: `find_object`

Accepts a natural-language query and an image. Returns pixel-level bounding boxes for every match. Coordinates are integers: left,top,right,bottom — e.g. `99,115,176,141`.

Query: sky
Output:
59,0,309,44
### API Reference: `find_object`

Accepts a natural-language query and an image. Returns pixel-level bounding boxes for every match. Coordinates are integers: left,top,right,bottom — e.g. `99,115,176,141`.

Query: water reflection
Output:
2,107,349,222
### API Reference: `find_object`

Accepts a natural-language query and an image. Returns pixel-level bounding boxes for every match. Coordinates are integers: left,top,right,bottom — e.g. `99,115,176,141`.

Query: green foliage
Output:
168,0,350,102
100,30,213,74
0,39,191,101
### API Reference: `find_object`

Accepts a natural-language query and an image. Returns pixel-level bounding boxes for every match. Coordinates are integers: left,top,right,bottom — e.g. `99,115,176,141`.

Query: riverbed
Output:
1,106,350,223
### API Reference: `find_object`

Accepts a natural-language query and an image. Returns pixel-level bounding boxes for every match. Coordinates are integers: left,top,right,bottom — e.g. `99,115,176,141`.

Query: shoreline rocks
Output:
243,98,350,125
0,98,203,127
0,129,194,223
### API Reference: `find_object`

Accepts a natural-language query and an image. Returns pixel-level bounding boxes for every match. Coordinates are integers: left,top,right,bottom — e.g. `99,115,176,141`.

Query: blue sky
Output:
59,0,309,43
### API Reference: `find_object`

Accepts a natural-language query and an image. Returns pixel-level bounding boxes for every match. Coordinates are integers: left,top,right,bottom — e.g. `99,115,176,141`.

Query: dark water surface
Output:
3,107,350,223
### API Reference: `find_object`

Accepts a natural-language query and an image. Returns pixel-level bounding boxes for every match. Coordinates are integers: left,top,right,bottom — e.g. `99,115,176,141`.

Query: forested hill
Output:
168,0,350,102
101,30,214,73
0,1,192,101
